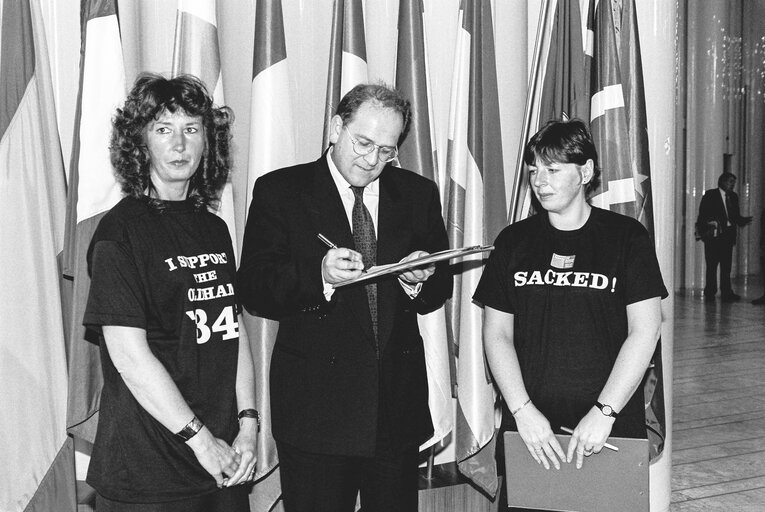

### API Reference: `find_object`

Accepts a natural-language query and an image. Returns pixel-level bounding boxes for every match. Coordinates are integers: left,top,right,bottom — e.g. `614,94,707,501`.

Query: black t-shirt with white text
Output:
83,196,240,502
473,207,667,437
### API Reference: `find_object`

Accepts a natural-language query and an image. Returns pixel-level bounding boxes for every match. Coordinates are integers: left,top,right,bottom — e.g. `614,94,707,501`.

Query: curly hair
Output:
335,83,412,146
523,118,601,198
110,73,233,210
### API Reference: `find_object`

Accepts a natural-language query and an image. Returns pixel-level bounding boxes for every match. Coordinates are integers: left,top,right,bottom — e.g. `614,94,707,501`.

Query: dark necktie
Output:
351,186,378,342
724,193,732,226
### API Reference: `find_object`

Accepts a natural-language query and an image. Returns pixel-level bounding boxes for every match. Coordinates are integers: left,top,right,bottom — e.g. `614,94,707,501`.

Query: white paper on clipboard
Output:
334,245,494,287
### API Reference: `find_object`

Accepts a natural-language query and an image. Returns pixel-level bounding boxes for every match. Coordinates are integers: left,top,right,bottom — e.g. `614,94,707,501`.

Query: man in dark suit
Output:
238,84,451,512
696,172,752,302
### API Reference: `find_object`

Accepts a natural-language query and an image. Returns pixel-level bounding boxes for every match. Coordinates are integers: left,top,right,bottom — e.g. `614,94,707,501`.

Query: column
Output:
636,1,677,510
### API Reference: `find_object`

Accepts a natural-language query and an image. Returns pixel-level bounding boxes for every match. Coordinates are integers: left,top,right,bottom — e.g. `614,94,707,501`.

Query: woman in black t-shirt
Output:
474,120,666,472
84,74,257,511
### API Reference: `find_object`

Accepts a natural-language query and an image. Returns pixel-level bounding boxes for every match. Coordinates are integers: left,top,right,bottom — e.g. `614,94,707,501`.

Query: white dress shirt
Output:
322,150,421,300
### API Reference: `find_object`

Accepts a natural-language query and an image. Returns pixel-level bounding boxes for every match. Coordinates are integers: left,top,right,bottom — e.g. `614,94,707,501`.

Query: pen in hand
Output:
316,233,338,249
317,233,367,273
560,426,619,452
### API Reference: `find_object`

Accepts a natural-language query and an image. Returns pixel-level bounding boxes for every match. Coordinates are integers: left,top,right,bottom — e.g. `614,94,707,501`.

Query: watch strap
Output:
238,408,261,432
595,401,619,418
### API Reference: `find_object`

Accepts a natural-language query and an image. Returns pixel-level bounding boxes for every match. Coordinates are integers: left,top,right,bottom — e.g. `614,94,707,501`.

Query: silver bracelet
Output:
510,398,531,416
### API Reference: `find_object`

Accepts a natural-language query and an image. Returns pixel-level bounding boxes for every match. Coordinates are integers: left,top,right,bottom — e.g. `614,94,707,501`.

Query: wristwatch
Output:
595,401,619,418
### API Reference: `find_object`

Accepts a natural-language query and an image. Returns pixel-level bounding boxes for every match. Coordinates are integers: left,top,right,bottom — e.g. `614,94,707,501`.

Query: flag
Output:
172,0,238,255
512,0,665,461
589,0,664,459
62,1,126,500
510,0,594,222
446,0,507,497
0,0,76,509
395,0,453,451
244,0,297,509
322,0,368,150
539,0,592,126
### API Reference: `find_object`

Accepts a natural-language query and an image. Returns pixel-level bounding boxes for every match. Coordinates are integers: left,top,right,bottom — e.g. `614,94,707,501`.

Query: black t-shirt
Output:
83,196,240,502
473,207,667,437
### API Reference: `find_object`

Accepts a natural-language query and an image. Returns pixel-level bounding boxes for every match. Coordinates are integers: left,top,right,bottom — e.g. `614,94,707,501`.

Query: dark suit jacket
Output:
237,154,452,456
696,188,746,244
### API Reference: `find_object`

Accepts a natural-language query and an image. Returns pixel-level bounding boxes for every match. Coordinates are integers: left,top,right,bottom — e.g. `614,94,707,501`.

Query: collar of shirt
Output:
326,149,379,231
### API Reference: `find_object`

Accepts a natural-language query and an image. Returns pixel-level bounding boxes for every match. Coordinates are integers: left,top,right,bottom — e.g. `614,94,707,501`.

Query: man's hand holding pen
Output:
321,248,366,285
317,233,365,285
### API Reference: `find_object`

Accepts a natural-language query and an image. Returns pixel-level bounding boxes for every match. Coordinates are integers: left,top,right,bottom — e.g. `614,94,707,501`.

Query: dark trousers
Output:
276,434,419,512
704,230,736,296
94,486,249,512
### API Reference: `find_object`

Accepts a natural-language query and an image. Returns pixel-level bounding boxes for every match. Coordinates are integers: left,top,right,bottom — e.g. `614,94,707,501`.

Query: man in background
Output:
697,172,752,302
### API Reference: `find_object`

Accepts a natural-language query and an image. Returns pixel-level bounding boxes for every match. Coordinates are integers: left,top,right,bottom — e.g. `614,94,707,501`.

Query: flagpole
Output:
509,0,553,224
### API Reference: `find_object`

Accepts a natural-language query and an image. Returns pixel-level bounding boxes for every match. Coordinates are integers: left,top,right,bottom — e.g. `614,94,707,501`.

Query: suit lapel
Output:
376,169,410,352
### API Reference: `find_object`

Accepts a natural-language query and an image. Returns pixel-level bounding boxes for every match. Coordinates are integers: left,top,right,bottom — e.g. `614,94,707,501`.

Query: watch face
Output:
602,405,614,416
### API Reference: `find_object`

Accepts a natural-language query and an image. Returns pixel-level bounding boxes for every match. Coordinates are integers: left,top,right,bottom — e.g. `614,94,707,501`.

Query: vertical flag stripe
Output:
322,0,368,150
464,0,506,245
172,0,238,256
246,2,297,510
395,0,453,452
1,0,75,508
447,0,504,497
172,7,221,94
0,0,34,140
252,0,287,77
64,0,125,455
396,0,436,182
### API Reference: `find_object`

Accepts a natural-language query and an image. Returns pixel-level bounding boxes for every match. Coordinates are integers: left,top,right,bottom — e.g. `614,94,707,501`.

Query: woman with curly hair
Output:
83,74,257,511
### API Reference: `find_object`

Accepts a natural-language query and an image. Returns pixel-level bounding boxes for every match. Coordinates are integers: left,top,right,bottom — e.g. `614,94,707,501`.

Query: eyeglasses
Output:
343,126,398,163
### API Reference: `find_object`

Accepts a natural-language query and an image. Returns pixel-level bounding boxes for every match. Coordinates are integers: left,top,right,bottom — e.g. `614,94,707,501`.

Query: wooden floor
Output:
670,277,765,511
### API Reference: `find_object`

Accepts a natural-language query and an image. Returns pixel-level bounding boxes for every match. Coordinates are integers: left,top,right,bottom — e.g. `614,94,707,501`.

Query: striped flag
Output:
60,0,126,502
395,0,453,451
244,0,297,509
511,0,594,222
0,0,76,509
589,0,664,459
446,0,507,497
322,0,368,150
512,0,665,460
172,0,238,255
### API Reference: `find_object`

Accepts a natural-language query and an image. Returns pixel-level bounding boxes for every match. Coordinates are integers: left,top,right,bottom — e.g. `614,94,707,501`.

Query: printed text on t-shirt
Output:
515,269,617,292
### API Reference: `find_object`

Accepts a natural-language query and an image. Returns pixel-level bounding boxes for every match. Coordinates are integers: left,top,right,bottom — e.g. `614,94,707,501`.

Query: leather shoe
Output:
721,293,741,302
752,296,765,305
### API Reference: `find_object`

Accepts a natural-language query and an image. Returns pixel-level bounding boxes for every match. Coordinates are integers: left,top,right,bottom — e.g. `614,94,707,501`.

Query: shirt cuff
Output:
322,275,335,301
398,278,422,299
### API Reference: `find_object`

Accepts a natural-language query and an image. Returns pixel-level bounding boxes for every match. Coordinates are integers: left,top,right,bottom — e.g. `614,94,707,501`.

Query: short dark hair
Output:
335,83,411,145
110,73,233,210
523,119,601,196
718,172,736,187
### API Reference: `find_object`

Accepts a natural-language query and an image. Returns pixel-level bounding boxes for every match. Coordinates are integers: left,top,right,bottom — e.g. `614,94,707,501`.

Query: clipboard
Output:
503,431,649,512
334,245,494,287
